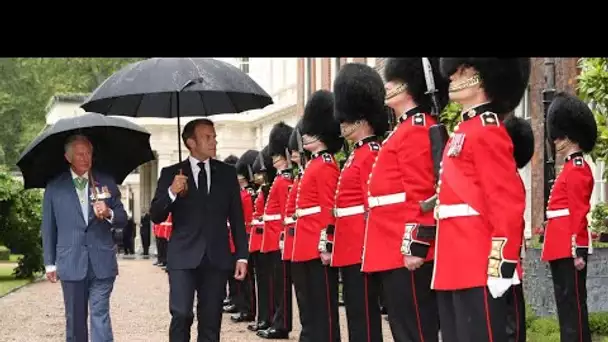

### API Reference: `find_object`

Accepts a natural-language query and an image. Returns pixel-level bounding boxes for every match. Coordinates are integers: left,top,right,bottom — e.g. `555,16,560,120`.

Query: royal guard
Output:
291,90,343,342
230,149,259,323
431,58,530,342
223,154,240,313
542,92,596,342
362,58,449,342
503,115,534,342
320,63,387,342
248,146,277,332
153,212,172,268
257,122,295,339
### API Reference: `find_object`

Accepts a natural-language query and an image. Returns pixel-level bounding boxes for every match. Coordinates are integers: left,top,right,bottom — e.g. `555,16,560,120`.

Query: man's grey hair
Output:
64,134,93,157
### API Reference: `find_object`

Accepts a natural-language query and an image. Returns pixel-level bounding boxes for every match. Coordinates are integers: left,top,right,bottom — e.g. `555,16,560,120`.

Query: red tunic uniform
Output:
282,174,300,261
292,152,340,262
541,152,594,261
249,188,266,253
329,137,380,268
431,108,525,291
229,187,255,254
362,110,437,273
261,170,293,253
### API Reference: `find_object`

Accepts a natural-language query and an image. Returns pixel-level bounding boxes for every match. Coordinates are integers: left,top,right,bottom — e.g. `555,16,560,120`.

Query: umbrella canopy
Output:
17,112,155,189
80,58,274,118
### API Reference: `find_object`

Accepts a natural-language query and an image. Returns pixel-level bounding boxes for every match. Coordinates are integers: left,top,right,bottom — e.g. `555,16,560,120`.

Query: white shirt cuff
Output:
45,265,56,273
168,188,177,202
237,259,248,264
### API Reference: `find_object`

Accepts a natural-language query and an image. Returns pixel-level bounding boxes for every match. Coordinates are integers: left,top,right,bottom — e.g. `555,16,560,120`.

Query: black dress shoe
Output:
247,321,270,332
223,304,238,313
230,312,255,323
257,328,289,339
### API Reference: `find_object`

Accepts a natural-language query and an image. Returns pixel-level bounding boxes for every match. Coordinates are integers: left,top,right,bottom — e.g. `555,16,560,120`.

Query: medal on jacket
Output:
447,133,466,157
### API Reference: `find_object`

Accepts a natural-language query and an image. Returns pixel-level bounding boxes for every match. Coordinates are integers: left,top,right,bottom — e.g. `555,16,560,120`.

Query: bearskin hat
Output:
235,149,258,180
301,90,344,154
547,91,597,153
504,116,535,169
333,63,388,137
289,119,303,152
252,145,276,177
223,154,238,166
384,58,450,114
439,58,531,114
269,121,294,157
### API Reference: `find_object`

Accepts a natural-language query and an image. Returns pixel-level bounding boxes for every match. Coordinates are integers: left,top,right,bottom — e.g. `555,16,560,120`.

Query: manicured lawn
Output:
0,255,30,297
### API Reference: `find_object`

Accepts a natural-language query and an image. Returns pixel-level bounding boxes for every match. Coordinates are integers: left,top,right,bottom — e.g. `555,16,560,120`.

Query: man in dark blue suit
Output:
41,134,128,342
150,118,249,342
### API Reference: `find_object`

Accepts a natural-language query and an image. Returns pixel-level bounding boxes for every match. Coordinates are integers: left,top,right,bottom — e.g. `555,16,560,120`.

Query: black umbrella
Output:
80,58,274,160
17,112,155,189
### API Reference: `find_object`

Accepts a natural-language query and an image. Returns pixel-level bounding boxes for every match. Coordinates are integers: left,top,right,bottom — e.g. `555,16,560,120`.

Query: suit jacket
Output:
41,170,128,281
149,158,248,271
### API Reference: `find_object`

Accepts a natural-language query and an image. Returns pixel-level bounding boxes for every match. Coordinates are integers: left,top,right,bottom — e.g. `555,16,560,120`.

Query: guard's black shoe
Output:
223,304,238,313
248,321,270,332
230,312,255,323
257,328,289,339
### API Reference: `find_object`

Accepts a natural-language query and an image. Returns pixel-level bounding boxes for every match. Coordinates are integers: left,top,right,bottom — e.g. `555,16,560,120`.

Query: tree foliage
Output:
0,167,44,278
577,57,608,179
0,58,144,168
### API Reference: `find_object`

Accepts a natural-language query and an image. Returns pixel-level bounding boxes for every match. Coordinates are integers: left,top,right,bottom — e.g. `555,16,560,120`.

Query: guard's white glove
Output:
487,276,512,298
318,229,328,252
279,232,285,251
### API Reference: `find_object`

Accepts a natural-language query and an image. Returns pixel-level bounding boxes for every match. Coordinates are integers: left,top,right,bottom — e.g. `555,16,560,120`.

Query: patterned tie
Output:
74,177,87,190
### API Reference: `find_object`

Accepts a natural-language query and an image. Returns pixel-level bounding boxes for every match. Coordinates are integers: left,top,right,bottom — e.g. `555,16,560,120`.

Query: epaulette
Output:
480,112,500,127
368,141,381,151
412,113,426,126
322,153,333,163
573,156,584,167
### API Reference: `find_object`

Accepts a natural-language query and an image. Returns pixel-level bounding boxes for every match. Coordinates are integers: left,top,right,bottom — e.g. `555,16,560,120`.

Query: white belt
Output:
368,192,406,208
263,214,282,222
284,217,296,225
436,204,480,219
334,205,365,217
296,206,321,217
546,208,570,219
251,219,263,225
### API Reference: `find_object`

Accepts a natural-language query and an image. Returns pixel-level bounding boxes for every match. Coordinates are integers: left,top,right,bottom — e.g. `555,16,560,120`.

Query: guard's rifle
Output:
419,57,450,213
540,58,557,243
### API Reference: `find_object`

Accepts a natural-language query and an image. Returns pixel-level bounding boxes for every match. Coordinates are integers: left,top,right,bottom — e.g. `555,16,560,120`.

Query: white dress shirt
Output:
168,156,247,264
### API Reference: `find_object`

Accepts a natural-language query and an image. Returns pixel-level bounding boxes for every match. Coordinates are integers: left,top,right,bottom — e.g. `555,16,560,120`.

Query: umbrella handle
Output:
178,169,188,197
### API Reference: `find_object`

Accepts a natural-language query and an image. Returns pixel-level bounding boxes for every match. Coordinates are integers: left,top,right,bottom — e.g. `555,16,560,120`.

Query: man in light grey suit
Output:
41,135,127,342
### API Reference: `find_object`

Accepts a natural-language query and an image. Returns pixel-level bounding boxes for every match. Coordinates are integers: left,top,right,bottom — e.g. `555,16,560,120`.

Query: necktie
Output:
74,177,87,190
198,162,208,196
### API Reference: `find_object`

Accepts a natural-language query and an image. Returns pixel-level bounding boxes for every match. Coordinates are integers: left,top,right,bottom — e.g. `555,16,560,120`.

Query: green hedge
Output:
526,305,608,341
0,245,9,261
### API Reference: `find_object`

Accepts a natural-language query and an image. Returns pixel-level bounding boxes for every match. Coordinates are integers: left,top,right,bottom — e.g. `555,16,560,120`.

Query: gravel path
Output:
0,258,394,341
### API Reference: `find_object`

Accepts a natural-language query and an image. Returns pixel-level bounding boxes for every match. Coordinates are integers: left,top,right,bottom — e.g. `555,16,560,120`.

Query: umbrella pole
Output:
176,91,188,196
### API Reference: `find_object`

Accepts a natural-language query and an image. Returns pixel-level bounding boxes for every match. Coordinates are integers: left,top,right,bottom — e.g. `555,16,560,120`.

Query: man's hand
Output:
404,255,424,271
170,174,188,196
234,260,247,281
320,252,332,265
93,201,111,219
46,271,57,283
574,256,586,271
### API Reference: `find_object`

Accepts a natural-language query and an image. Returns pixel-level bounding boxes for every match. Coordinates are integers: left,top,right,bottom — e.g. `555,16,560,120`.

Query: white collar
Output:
188,155,209,170
70,168,89,180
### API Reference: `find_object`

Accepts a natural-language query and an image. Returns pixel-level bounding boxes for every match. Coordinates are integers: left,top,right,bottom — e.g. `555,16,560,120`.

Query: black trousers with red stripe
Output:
234,251,257,316
505,283,526,342
291,258,341,342
381,263,438,342
256,251,275,324
342,264,383,342
269,253,293,332
437,286,507,342
549,253,591,342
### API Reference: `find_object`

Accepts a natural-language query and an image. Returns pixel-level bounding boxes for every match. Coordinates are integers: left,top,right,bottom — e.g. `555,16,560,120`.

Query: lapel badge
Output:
447,133,466,157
